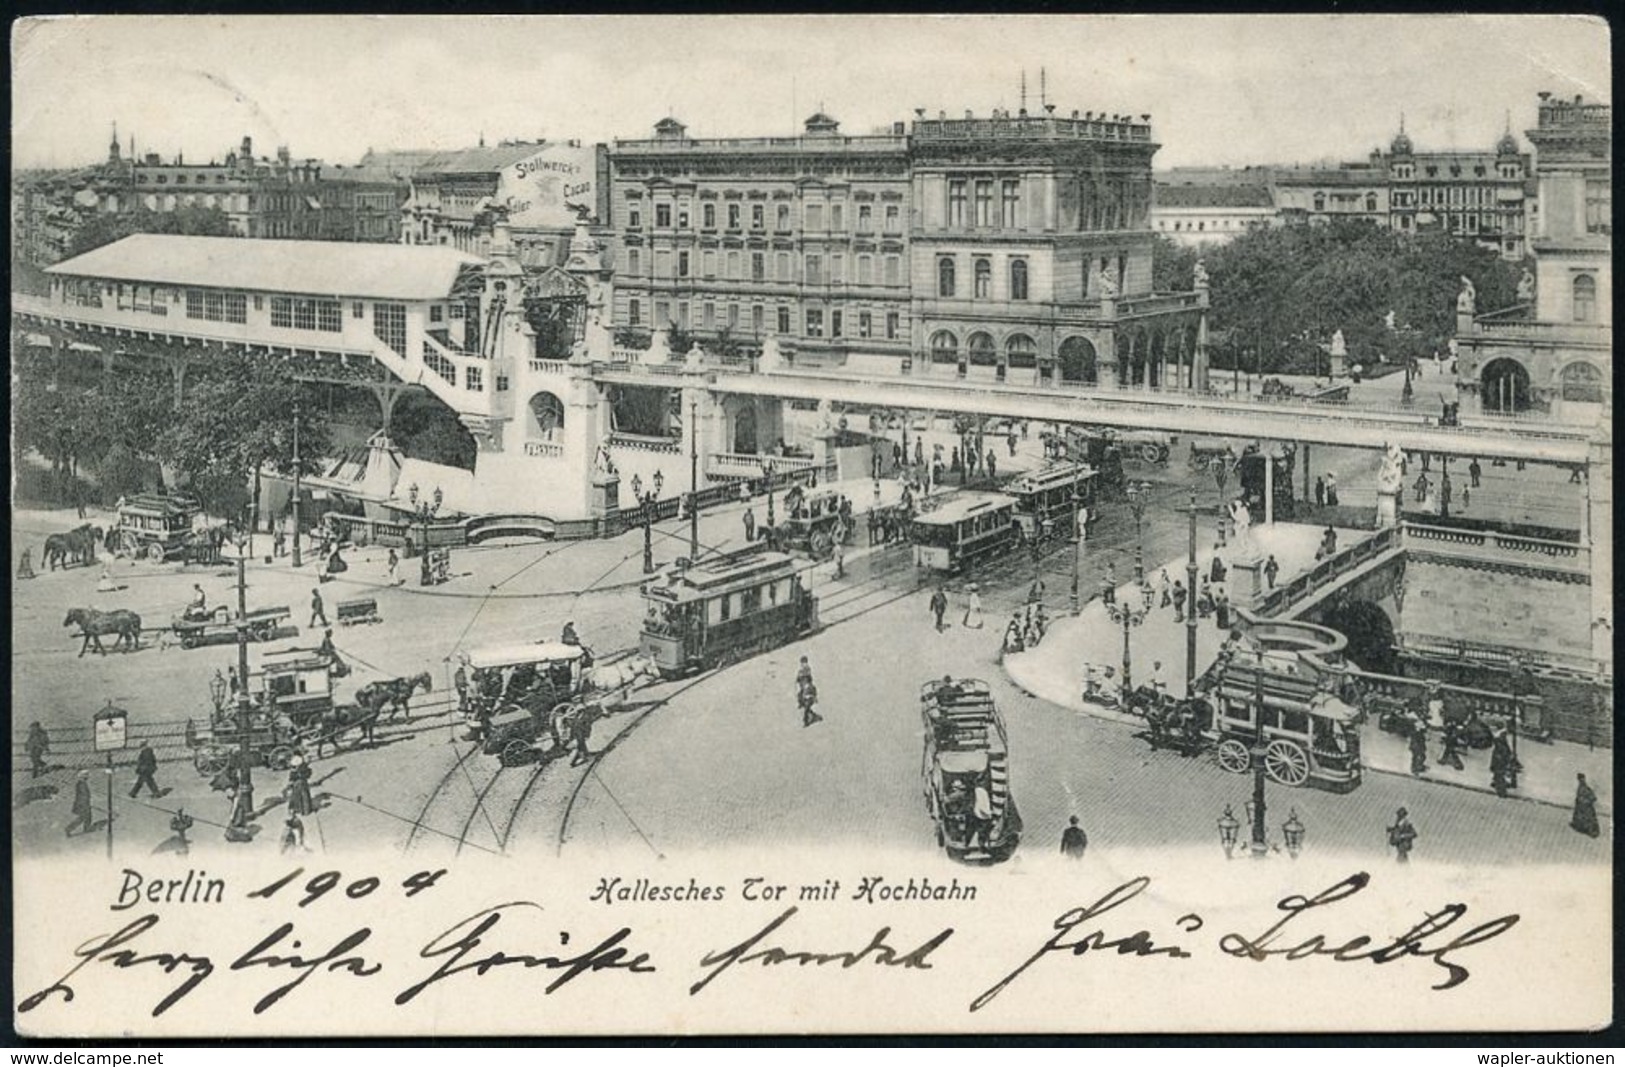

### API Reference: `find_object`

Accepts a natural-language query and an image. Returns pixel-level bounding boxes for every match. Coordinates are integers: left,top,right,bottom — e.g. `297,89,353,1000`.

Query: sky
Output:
11,15,1612,172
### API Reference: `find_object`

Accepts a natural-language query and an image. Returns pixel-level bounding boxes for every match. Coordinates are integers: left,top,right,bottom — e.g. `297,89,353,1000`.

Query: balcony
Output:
1466,306,1611,349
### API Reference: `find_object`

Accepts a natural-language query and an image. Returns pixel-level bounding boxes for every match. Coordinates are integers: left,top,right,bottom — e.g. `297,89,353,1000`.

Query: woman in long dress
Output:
1571,773,1600,838
962,583,984,629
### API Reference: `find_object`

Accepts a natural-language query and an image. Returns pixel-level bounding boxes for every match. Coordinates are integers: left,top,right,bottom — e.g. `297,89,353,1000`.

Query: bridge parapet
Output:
1402,522,1589,574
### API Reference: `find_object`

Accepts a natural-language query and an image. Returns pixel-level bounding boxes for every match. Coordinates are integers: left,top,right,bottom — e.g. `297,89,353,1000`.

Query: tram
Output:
639,545,819,677
910,492,1019,573
1006,462,1098,543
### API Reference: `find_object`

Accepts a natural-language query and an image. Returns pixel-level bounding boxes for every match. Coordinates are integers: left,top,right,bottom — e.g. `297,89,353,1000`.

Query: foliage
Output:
94,441,151,501
392,397,477,471
64,205,235,258
1149,234,1199,294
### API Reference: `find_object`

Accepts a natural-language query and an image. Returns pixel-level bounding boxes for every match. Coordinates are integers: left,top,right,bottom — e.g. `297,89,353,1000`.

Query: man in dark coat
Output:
1438,717,1465,772
309,587,328,628
26,721,50,778
1314,477,1326,507
1210,553,1227,585
1388,807,1417,863
569,710,595,767
1408,720,1429,776
1060,815,1088,859
1263,555,1280,589
1490,728,1520,797
66,770,94,837
1571,774,1600,838
930,587,949,632
130,740,162,798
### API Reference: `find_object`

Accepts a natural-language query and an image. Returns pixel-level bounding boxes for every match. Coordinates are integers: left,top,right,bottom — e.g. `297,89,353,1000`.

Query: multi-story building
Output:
1384,121,1532,258
1151,182,1278,246
400,140,609,268
606,108,1204,388
1272,160,1390,227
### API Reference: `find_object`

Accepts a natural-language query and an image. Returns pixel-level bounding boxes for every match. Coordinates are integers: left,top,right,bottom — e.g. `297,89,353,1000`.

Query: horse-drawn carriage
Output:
170,604,292,649
111,493,202,563
773,488,852,561
464,642,655,766
921,677,1022,864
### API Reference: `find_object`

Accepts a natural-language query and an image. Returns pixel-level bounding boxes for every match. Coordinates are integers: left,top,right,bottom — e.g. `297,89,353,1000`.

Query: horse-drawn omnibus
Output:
920,677,1022,864
1006,462,1097,543
192,652,336,777
639,545,819,677
773,487,851,560
462,642,588,765
112,493,200,562
909,492,1019,573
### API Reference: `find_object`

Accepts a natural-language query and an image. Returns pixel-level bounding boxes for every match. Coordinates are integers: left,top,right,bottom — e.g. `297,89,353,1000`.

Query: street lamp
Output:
1214,452,1232,548
1126,480,1152,585
291,399,303,568
1246,647,1269,857
230,531,254,840
1217,804,1241,860
764,458,778,529
408,482,442,586
1069,479,1082,615
1282,808,1306,859
630,470,664,574
1185,486,1200,694
1103,588,1150,698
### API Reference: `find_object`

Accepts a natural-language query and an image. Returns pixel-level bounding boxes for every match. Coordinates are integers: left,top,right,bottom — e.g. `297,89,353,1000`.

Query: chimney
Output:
241,135,252,159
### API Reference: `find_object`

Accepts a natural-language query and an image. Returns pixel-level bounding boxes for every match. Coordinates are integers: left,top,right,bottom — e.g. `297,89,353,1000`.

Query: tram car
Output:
639,545,819,677
1055,429,1126,494
909,492,1019,573
1006,462,1098,543
1200,644,1363,792
920,677,1022,864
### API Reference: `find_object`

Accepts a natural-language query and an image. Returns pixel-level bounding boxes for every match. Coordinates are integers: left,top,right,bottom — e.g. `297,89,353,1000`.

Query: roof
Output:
1155,184,1274,209
467,642,585,670
913,492,1018,525
48,234,484,301
414,143,551,176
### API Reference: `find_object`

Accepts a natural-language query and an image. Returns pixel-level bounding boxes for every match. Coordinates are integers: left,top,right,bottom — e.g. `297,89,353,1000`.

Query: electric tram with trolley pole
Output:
1006,462,1098,544
639,545,820,678
909,492,1020,574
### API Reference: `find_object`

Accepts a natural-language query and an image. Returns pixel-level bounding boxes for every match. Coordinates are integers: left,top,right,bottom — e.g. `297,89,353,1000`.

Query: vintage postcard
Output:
10,14,1612,1037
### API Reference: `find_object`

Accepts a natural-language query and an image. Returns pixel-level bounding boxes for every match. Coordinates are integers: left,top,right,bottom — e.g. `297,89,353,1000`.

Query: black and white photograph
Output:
9,14,1613,1038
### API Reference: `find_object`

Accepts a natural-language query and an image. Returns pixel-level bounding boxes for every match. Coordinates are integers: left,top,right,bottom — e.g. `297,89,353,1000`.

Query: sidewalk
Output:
1361,721,1612,816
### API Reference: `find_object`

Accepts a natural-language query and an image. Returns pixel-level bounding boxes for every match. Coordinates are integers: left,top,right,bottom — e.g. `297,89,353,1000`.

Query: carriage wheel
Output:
1215,738,1251,774
267,746,296,772
251,621,276,642
1264,739,1311,787
145,542,166,563
194,747,229,777
809,529,834,560
179,631,199,650
501,739,535,767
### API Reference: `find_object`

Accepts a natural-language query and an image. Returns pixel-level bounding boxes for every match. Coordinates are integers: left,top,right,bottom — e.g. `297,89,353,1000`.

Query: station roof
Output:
47,234,485,301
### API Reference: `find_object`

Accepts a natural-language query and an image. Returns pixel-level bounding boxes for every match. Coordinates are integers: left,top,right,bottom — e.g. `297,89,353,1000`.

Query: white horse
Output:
583,655,660,712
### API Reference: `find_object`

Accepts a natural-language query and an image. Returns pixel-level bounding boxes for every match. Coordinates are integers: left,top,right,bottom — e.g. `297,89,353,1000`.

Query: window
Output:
702,203,716,229
1313,193,1325,213
316,300,340,332
703,303,715,330
776,252,791,281
352,301,365,319
702,250,717,278
186,290,206,320
751,252,765,282
655,203,672,228
886,312,900,339
430,305,443,323
373,302,407,353
752,204,765,230
831,204,844,231
655,301,670,325
806,203,823,231
677,206,690,229
930,330,959,364
728,203,741,229
628,249,641,275
270,296,291,328
884,255,901,286
948,180,967,227
726,250,740,279
629,299,641,326
831,310,843,338
974,258,992,299
293,298,316,331
678,251,691,277
1573,274,1596,323
1005,333,1037,369
805,254,823,285
1010,258,1029,301
831,254,845,284
628,206,641,229
1585,180,1611,235
728,304,740,329
975,180,993,227
677,303,689,329
1560,361,1604,402
938,256,957,297
1366,193,1378,213
1002,180,1021,228
753,306,765,334
885,205,900,233
776,204,790,230
655,249,672,277
858,311,872,338
466,365,484,392
857,254,873,284
777,307,791,334
806,309,824,337
857,204,873,232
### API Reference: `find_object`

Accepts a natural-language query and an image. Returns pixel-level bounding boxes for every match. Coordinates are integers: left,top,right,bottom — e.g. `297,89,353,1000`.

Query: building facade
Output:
1151,182,1278,246
1383,122,1532,258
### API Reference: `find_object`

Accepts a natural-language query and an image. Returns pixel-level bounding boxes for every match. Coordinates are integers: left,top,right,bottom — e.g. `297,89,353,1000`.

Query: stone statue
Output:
1517,269,1535,303
594,445,617,479
1096,270,1119,301
760,333,783,372
1384,309,1397,330
1457,275,1476,315
684,340,706,367
1228,499,1253,550
817,398,835,433
1330,329,1347,357
1193,259,1209,290
1378,442,1406,496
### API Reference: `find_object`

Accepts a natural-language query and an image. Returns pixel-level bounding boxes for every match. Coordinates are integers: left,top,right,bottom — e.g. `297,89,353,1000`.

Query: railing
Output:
523,441,563,458
1254,525,1404,618
1403,522,1589,572
528,359,569,375
1114,292,1202,316
911,116,1151,143
608,432,681,454
1465,316,1610,346
1397,632,1600,677
325,512,466,550
707,451,822,478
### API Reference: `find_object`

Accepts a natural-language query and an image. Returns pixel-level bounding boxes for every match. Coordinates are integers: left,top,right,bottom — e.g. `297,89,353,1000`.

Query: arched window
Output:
974,258,992,299
1005,333,1037,369
967,332,996,366
1560,362,1604,403
1010,259,1029,301
528,391,566,440
1313,193,1325,213
1573,274,1596,323
1366,193,1378,213
930,330,959,365
937,257,956,298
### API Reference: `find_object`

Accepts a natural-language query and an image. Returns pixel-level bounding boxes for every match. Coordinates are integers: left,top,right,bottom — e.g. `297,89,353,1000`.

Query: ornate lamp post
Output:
1126,480,1152,585
1214,452,1232,548
1069,479,1082,615
764,458,777,528
1185,486,1200,693
1282,808,1306,859
230,531,253,839
407,483,442,587
1217,804,1241,860
630,470,665,574
1245,647,1269,857
1103,589,1150,698
291,399,303,568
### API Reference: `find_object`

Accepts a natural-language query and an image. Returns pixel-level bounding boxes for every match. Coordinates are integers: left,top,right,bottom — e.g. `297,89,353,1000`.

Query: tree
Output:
1150,234,1199,293
65,205,234,259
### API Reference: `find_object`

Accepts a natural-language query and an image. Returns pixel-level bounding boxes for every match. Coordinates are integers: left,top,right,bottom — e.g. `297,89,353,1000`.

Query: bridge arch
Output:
1321,599,1399,674
1057,335,1098,384
731,398,759,453
1481,357,1532,413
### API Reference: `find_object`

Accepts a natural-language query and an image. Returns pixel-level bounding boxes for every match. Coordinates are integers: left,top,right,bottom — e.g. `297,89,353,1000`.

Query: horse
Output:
582,655,659,713
64,607,143,656
71,525,103,565
310,703,382,757
43,534,76,571
354,671,433,722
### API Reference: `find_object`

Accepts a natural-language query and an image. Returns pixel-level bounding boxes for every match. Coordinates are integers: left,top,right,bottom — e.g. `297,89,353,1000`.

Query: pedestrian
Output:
1490,727,1520,798
26,721,50,778
930,586,949,632
281,815,306,854
1469,458,1482,488
1323,526,1338,555
1571,774,1600,838
969,780,994,849
963,583,985,629
273,527,287,559
226,785,254,843
1171,580,1187,622
1438,717,1465,772
1215,591,1231,631
453,656,470,713
1151,660,1167,698
561,620,581,646
309,587,328,628
1414,472,1431,503
1408,719,1429,776
1263,554,1280,589
1060,815,1088,859
986,449,997,481
914,439,924,468
1209,551,1227,585
66,770,95,837
1387,807,1417,863
1007,431,1018,457
1326,471,1339,506
1103,564,1118,606
569,710,594,766
1439,474,1453,518
1314,476,1326,508
168,808,194,854
1461,486,1470,510
1159,569,1172,609
743,506,756,543
386,547,400,585
1421,451,1431,473
799,679,823,728
17,547,35,580
130,739,162,798
285,756,315,817
834,537,845,580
